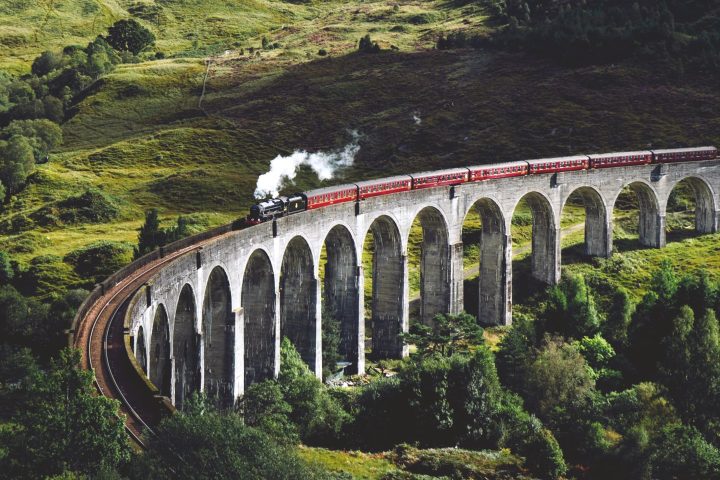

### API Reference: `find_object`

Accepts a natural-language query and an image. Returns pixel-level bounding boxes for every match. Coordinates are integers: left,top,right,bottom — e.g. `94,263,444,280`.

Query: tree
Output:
399,312,484,357
277,338,348,443
135,209,163,258
0,349,130,478
132,406,321,480
525,337,595,423
0,135,35,194
603,286,633,349
3,119,63,160
0,251,13,284
106,19,155,55
30,51,62,77
321,305,342,380
496,313,536,392
241,380,298,443
650,424,720,479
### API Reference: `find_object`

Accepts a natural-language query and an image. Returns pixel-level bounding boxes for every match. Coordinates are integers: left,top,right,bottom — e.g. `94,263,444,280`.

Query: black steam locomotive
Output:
247,194,307,225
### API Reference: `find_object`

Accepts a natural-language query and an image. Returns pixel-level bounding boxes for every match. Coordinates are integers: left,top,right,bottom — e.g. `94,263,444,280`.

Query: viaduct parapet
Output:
121,160,720,409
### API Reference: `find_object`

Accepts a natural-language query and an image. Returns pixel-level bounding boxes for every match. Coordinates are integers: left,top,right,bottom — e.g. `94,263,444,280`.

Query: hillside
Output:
0,0,719,273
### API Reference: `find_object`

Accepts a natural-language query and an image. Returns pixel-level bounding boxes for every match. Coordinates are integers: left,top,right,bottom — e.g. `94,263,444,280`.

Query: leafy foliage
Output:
134,209,190,258
63,241,132,284
400,312,483,357
132,404,322,480
106,19,156,55
0,349,130,479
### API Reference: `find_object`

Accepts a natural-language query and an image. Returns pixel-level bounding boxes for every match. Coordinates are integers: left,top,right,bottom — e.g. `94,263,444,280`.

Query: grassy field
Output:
2,0,719,272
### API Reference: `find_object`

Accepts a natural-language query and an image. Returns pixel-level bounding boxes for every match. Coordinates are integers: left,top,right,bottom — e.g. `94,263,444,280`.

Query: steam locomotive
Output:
247,146,717,224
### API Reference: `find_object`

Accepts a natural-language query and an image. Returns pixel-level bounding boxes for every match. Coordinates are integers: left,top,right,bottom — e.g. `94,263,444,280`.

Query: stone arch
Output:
135,325,147,374
173,284,200,410
150,304,171,397
561,186,611,258
667,176,717,234
512,192,560,284
280,236,317,371
242,249,276,388
322,224,360,372
612,181,663,248
201,266,234,409
364,215,405,359
463,197,510,325
409,206,450,325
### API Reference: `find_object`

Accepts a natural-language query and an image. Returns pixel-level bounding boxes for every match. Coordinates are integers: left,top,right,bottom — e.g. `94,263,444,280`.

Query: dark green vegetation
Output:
479,0,720,72
0,0,719,478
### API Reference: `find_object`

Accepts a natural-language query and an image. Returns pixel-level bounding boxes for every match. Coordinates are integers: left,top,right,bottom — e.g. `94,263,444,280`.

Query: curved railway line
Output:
72,235,232,446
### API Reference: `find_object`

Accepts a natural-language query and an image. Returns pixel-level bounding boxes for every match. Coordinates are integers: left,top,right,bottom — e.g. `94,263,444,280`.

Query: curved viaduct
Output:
76,160,720,418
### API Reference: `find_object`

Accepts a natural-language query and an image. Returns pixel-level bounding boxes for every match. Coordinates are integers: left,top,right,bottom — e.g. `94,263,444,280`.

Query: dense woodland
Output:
1,0,720,478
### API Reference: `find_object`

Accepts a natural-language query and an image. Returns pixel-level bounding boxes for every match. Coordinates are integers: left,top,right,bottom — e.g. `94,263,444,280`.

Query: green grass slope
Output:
1,0,719,280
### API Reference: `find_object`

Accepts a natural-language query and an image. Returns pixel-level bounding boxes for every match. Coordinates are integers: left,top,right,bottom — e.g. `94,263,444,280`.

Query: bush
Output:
31,189,121,227
134,406,322,479
358,34,381,53
63,241,132,283
105,19,155,55
277,338,349,444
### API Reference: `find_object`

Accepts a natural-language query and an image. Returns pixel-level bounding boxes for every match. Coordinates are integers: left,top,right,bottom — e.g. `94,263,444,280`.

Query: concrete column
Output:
233,308,244,400
356,265,365,374
639,213,666,248
585,204,612,258
479,232,512,326
273,289,281,378
401,253,409,358
448,242,464,315
531,224,561,285
313,276,322,379
697,207,719,234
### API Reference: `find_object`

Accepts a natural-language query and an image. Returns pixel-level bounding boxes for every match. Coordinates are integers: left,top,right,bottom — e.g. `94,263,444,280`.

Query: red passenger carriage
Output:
305,184,358,210
588,151,652,169
652,147,718,163
410,168,469,189
527,155,589,175
356,176,412,200
468,161,528,181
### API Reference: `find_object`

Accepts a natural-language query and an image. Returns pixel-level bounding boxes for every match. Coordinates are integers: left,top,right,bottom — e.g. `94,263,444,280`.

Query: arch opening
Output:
462,198,509,325
150,305,171,397
173,285,200,410
612,182,662,249
666,177,716,237
363,216,405,359
135,326,147,375
202,267,234,409
512,192,559,286
560,187,610,263
242,250,276,388
408,207,450,326
280,237,317,372
321,225,360,376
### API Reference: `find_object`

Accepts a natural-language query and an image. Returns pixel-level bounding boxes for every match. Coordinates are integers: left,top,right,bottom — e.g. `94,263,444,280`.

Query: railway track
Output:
73,237,230,446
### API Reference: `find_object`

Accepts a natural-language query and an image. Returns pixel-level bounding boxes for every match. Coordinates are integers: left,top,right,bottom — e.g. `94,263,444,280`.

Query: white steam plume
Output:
254,131,361,199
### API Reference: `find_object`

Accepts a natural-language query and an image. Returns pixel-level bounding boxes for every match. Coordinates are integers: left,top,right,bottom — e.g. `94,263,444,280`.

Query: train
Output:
246,146,718,224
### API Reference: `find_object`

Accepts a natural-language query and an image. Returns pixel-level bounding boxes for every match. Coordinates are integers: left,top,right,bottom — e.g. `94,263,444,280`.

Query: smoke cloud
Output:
254,131,361,199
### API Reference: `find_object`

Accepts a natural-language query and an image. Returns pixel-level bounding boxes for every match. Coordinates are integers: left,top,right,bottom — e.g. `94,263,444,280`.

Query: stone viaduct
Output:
124,160,720,409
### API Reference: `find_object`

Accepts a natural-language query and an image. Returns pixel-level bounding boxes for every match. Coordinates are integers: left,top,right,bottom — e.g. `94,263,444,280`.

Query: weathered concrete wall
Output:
122,160,720,406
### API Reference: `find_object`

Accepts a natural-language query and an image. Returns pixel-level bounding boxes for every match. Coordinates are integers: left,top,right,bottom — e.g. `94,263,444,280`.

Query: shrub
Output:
358,34,381,53
63,241,132,282
105,19,155,55
277,338,349,444
31,189,121,227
